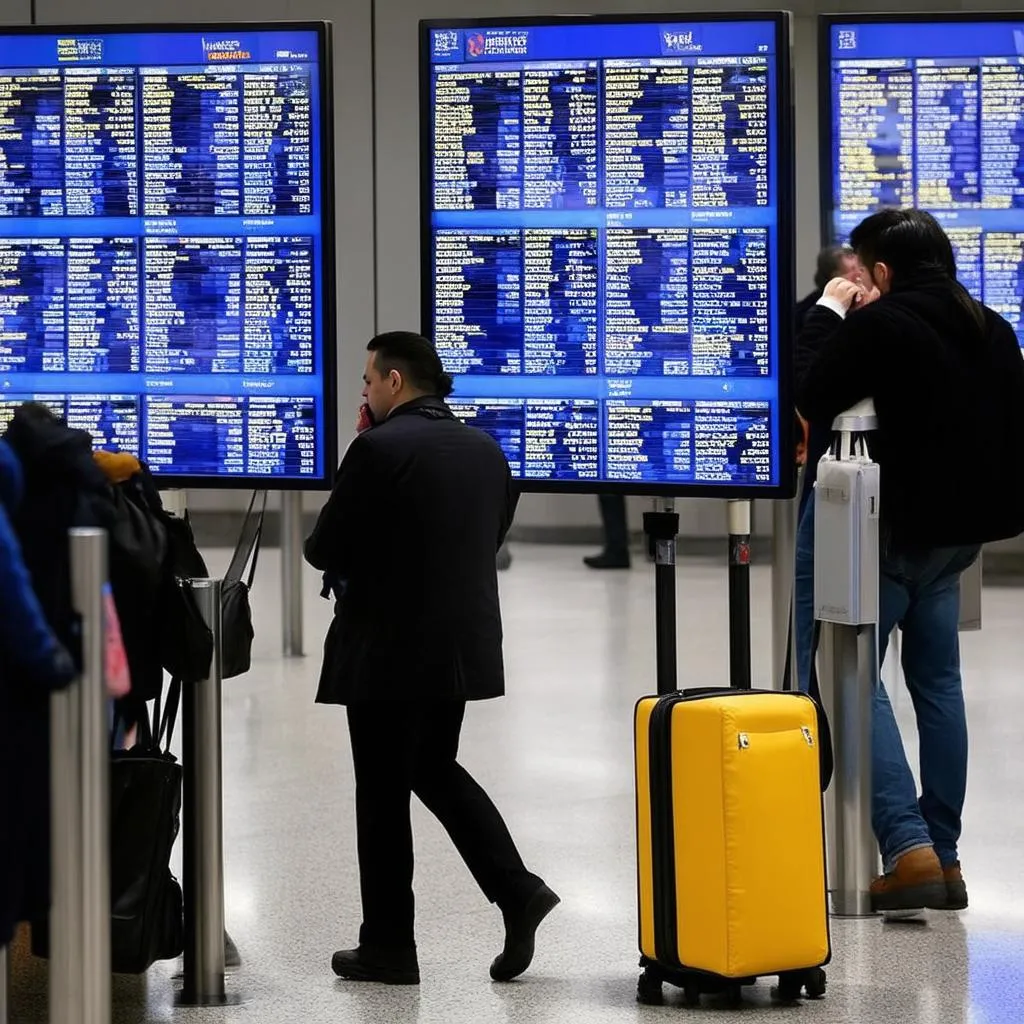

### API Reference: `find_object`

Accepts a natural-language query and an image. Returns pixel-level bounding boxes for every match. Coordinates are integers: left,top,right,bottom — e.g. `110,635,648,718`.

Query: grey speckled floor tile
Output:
8,546,1024,1023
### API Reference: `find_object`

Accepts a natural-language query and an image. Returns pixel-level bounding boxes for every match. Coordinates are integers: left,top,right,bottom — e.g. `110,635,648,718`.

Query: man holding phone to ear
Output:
305,331,558,986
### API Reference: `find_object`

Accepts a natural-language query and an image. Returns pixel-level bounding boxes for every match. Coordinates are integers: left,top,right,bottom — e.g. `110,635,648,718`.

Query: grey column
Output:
51,528,110,1024
281,492,304,657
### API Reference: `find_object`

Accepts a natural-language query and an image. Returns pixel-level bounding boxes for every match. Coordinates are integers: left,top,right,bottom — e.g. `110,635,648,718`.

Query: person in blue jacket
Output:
0,437,75,947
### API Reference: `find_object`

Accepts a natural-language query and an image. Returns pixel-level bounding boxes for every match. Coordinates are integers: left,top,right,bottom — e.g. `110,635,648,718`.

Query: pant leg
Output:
598,494,629,559
898,553,975,868
793,492,816,693
872,566,933,871
412,702,543,913
346,704,418,951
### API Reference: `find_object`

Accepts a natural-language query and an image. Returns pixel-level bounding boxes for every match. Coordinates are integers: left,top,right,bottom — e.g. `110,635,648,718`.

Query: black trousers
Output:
346,700,541,952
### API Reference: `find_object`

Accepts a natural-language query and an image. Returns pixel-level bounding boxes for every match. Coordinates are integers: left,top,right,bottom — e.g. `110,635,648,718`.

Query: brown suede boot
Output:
943,863,968,911
870,847,948,912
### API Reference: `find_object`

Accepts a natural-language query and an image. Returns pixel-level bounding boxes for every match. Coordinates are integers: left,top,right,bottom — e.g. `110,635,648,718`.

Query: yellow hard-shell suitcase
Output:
635,689,830,1006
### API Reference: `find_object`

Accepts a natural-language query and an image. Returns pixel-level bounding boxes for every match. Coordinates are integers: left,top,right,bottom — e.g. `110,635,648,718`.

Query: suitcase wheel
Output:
774,968,826,1003
804,967,827,999
682,982,702,1007
636,967,664,1006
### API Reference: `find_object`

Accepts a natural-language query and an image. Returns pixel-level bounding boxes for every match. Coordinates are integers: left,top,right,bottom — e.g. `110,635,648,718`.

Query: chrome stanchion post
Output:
51,528,110,1024
814,400,880,918
178,578,238,1006
0,943,9,1024
281,491,304,657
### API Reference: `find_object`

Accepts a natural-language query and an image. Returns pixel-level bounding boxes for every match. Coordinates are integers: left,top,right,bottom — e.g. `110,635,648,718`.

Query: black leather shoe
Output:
331,947,420,985
490,884,560,982
583,552,631,570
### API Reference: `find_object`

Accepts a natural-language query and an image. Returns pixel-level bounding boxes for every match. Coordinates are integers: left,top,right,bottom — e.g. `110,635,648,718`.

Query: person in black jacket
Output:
796,208,1024,914
305,332,559,986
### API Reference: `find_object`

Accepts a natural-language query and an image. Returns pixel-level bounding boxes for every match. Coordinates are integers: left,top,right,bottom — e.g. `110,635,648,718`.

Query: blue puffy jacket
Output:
0,439,74,691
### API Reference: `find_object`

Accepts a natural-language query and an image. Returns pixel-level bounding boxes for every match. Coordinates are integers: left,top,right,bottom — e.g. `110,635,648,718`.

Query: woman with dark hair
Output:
796,208,1024,913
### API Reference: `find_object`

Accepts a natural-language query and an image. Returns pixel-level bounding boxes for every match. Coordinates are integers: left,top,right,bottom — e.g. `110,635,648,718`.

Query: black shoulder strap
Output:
225,491,267,587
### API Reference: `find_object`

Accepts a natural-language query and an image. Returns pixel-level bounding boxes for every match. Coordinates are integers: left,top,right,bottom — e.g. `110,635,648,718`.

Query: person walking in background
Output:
584,493,631,569
306,331,559,985
796,208,1024,913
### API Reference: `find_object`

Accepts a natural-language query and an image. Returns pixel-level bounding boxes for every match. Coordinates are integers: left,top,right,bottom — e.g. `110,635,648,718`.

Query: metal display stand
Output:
281,491,304,657
813,400,881,918
51,529,111,1024
177,579,241,1006
0,944,7,1024
727,500,753,690
643,498,680,695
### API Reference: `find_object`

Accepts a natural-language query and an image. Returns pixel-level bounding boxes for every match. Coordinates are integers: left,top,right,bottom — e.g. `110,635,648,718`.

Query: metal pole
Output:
830,623,879,917
771,492,799,690
0,944,9,1024
727,499,752,689
281,491,304,657
644,498,679,695
51,528,110,1024
815,400,881,918
178,579,236,1006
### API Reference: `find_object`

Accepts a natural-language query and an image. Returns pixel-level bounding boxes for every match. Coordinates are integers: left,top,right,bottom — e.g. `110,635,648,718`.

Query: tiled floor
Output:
7,544,1024,1022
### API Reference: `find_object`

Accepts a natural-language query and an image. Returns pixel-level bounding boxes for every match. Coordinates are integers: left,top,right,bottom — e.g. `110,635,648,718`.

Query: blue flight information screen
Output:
422,17,793,494
826,18,1024,346
0,25,335,486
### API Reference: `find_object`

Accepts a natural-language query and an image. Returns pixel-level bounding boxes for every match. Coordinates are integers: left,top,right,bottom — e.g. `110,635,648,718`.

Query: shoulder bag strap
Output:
156,676,183,754
225,491,267,585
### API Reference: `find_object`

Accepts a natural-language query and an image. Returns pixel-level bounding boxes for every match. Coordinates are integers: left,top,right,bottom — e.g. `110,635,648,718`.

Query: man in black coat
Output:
305,331,558,986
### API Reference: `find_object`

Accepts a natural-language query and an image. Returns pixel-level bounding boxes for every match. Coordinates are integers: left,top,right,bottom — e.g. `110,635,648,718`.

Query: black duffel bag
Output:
32,683,185,973
108,682,185,973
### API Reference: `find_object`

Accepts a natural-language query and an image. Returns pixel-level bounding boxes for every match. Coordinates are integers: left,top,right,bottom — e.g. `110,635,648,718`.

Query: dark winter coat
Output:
305,397,517,705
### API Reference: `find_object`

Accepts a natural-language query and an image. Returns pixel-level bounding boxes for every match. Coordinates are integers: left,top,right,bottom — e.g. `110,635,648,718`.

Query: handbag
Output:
221,491,266,680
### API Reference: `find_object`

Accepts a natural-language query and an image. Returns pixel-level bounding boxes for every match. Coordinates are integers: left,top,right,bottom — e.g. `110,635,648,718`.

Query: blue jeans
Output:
795,486,978,870
873,542,979,871
793,492,816,695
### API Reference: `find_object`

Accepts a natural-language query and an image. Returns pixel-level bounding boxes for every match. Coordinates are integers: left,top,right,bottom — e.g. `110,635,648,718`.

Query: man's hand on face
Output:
822,276,864,313
356,403,375,434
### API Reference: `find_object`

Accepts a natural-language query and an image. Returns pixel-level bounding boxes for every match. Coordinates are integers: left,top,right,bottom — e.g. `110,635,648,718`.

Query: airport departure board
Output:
823,16,1024,346
0,24,336,487
420,16,795,496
